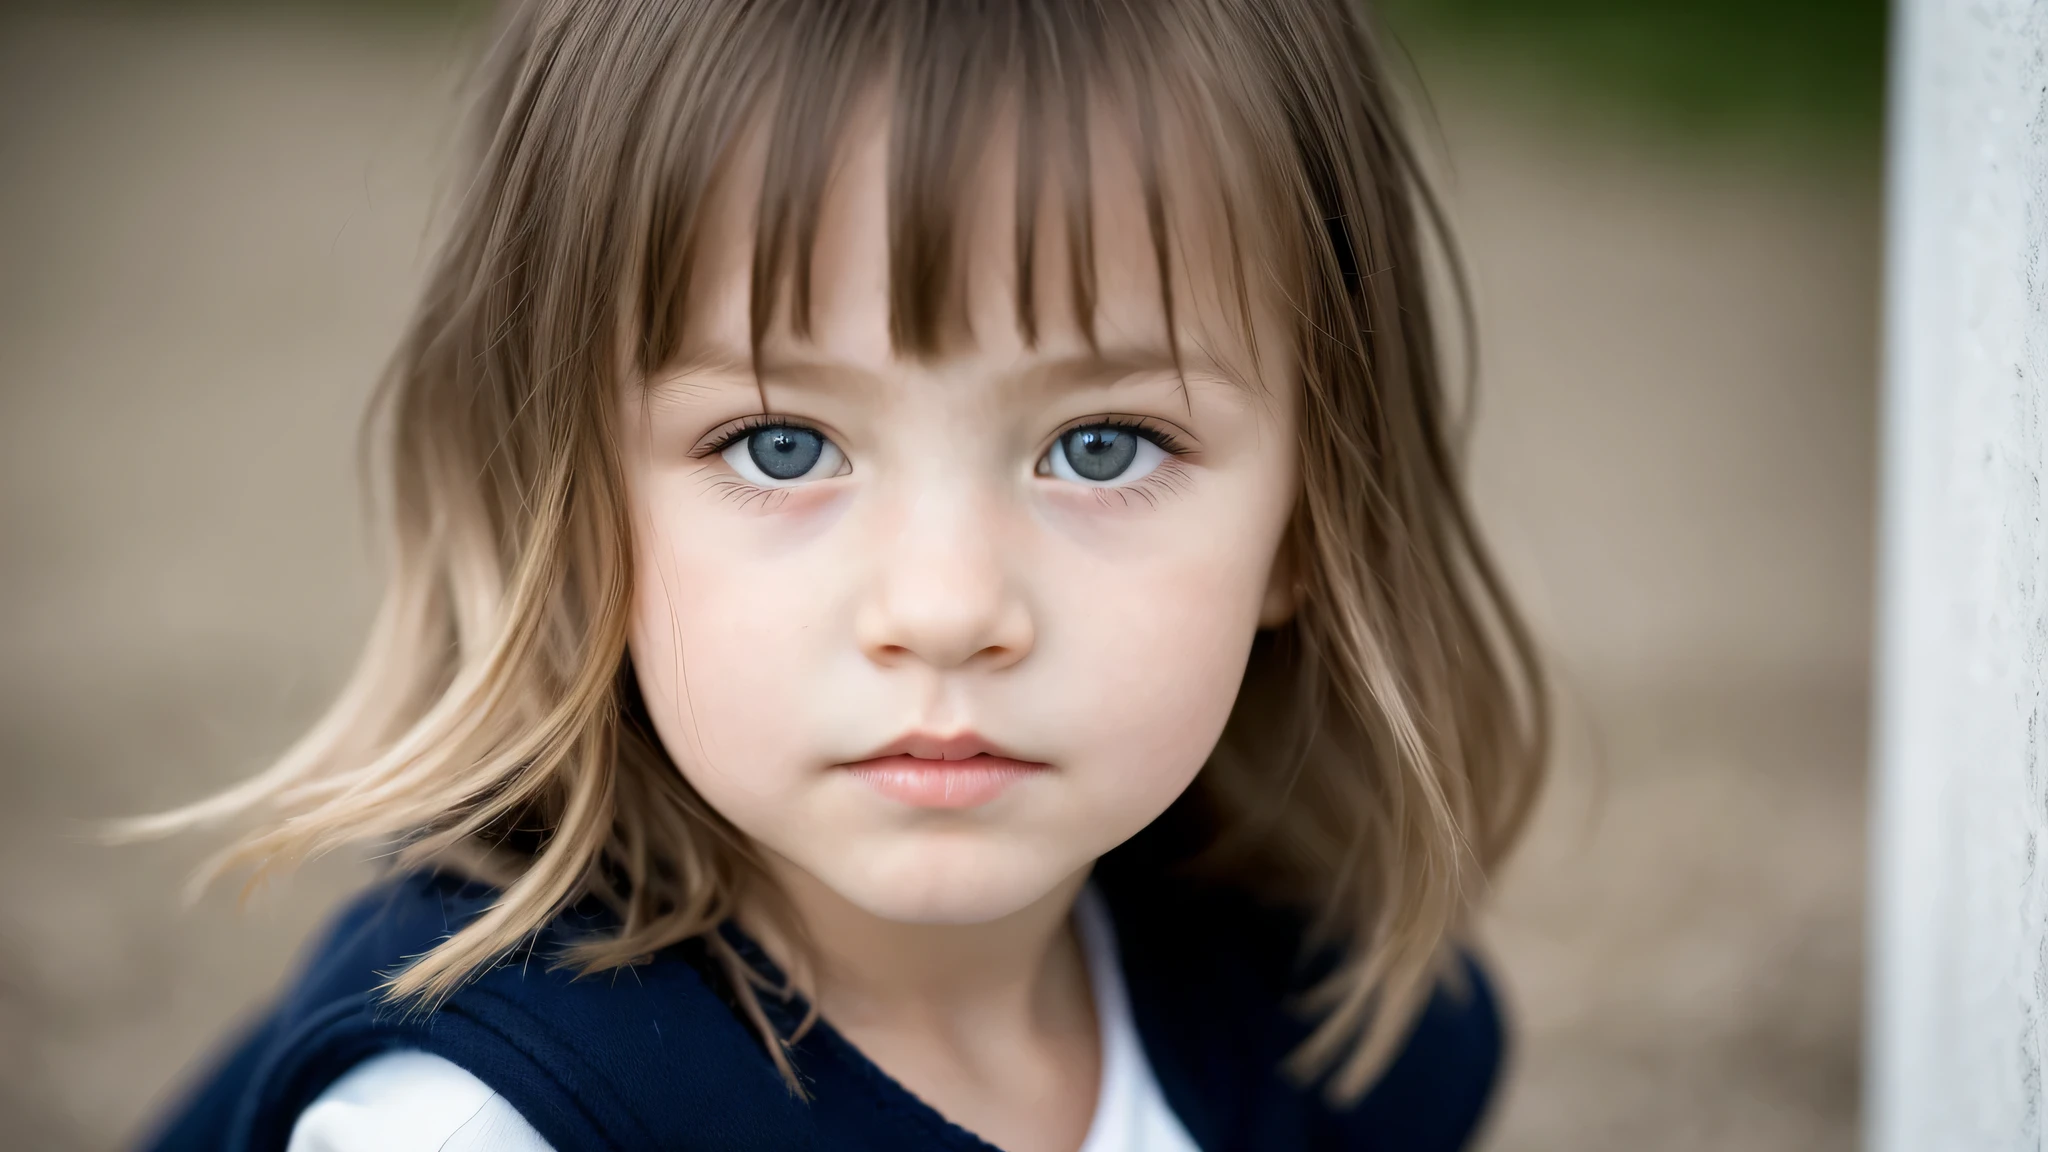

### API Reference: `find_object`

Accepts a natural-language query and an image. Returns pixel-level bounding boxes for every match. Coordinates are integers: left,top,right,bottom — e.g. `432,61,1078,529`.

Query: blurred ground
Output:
0,8,1876,1151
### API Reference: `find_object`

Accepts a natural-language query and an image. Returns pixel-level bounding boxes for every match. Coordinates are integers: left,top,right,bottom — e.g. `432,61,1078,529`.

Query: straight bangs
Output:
131,0,1544,1112
628,0,1313,387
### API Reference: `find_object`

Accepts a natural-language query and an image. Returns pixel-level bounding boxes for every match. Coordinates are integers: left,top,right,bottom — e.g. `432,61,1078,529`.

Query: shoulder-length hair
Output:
133,0,1545,1104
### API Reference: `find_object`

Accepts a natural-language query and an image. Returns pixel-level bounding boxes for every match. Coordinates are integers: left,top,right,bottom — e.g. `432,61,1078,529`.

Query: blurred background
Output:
0,1,1881,1148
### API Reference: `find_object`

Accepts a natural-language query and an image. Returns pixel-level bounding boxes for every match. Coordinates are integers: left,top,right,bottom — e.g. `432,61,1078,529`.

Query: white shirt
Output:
288,883,1200,1152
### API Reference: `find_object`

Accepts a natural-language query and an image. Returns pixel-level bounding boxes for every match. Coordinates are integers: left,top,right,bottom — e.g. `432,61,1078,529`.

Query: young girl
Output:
136,0,1545,1148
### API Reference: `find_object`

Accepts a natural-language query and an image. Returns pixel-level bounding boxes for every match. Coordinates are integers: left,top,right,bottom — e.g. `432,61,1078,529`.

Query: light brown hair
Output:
130,0,1546,1104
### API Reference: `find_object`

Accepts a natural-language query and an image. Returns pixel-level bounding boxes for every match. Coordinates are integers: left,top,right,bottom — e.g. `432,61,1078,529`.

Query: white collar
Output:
1071,882,1203,1152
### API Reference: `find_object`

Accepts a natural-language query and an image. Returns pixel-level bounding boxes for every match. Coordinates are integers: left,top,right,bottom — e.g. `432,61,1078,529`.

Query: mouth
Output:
839,733,1050,809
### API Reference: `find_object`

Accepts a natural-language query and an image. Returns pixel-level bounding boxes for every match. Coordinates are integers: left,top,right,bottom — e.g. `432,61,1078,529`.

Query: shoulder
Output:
140,872,505,1152
1334,951,1506,1151
286,871,507,1006
286,1050,553,1152
143,871,811,1152
1093,829,1505,1151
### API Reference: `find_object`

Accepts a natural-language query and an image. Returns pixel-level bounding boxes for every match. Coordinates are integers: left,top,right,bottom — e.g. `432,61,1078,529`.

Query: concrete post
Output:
1870,0,2048,1148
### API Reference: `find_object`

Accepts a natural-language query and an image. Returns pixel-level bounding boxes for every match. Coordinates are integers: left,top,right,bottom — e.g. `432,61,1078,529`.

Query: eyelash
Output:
691,413,829,458
689,414,832,510
1054,415,1189,458
691,413,1196,508
1041,416,1194,509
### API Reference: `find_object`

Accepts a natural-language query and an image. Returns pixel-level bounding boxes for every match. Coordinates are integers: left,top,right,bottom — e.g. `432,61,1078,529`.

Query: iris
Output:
1056,426,1139,482
748,426,825,480
1042,422,1173,487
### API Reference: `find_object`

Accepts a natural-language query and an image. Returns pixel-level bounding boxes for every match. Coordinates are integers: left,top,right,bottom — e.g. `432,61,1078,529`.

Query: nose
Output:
854,484,1034,672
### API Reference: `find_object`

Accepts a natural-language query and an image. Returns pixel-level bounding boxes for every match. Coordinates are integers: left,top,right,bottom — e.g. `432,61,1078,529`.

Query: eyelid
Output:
690,413,835,458
1043,414,1194,457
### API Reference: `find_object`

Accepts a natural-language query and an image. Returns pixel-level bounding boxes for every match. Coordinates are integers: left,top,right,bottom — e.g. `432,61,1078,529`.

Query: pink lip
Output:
840,733,1048,809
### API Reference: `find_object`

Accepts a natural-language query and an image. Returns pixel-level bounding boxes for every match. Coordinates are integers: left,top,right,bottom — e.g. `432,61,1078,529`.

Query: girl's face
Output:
620,109,1299,925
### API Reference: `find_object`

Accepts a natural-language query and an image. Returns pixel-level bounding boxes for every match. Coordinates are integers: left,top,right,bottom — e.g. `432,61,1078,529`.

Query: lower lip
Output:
843,755,1048,808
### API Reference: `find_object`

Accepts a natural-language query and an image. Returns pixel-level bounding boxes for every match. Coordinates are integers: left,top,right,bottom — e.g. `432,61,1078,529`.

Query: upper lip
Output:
851,731,1042,764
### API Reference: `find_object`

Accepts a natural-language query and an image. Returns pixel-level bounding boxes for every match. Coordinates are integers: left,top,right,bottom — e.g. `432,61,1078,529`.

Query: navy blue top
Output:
138,818,1506,1152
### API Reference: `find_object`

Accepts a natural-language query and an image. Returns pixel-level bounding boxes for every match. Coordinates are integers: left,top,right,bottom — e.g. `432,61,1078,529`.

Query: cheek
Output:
625,509,831,811
1029,497,1290,815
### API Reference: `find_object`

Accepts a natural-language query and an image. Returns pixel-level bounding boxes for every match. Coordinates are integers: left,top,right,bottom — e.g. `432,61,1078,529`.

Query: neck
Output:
739,859,1095,1041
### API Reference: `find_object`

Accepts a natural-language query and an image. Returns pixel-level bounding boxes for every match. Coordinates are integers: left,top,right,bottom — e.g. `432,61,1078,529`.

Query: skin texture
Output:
618,105,1299,1152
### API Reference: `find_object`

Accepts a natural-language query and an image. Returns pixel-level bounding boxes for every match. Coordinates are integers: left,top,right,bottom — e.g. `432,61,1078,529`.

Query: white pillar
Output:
1870,0,2048,1148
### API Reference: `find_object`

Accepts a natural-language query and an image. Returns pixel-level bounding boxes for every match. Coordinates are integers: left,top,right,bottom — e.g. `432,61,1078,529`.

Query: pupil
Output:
748,426,823,480
1064,426,1137,482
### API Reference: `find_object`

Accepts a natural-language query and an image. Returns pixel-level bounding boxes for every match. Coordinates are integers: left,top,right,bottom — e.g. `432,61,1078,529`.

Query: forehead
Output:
664,86,1295,393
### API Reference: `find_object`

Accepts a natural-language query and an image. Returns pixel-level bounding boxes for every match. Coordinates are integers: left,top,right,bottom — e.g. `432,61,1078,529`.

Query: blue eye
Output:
1045,424,1168,486
719,424,847,487
750,427,822,478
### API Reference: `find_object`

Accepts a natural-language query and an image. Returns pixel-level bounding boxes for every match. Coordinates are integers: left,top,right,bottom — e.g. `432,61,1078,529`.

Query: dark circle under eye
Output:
1059,425,1139,482
747,426,824,480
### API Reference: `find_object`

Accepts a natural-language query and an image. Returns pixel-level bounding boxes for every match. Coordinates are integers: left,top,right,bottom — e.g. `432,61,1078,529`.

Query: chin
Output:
820,836,1076,925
